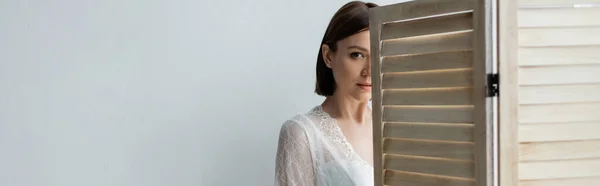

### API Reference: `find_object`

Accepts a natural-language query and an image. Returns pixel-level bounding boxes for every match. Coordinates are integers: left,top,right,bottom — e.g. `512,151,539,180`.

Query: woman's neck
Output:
321,92,370,124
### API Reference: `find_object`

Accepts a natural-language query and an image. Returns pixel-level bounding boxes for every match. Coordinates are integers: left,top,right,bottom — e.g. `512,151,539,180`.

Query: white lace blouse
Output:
275,106,373,186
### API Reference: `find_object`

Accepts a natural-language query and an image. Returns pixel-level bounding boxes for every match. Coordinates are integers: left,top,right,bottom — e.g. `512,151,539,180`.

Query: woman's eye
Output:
350,52,365,59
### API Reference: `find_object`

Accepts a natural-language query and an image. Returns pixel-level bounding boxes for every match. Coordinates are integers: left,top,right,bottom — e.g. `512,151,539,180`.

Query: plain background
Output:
1,0,405,185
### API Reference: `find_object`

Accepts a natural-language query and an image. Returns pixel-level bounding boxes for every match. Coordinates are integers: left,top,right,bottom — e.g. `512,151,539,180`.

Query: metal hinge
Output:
487,74,499,97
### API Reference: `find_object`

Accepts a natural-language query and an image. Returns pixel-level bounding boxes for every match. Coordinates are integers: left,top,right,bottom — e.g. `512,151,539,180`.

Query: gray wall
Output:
0,0,403,185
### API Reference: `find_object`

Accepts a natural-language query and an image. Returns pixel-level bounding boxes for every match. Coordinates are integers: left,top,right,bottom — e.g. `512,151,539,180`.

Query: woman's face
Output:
322,30,372,102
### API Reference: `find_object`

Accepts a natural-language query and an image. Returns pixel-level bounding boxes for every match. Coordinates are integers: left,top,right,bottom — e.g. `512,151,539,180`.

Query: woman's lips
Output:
357,83,372,91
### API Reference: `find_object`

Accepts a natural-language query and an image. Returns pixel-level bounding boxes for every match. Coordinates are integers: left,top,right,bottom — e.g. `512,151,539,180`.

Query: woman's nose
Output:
363,61,371,76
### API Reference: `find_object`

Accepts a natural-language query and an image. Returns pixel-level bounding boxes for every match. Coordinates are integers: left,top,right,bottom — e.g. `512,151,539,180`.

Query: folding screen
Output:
369,0,600,186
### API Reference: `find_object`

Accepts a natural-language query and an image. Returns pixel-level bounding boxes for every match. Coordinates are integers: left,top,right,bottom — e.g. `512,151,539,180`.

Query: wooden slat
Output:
499,0,520,185
519,0,600,6
519,65,600,85
519,158,600,180
385,170,475,186
519,27,600,47
520,83,600,104
385,155,474,178
518,46,600,66
519,176,600,186
369,7,384,186
519,139,600,161
384,122,474,142
383,69,472,89
382,12,473,40
519,122,600,142
519,8,600,27
384,138,474,160
519,102,600,123
374,0,475,23
383,88,473,105
382,31,473,56
384,106,473,123
472,0,493,185
382,51,473,73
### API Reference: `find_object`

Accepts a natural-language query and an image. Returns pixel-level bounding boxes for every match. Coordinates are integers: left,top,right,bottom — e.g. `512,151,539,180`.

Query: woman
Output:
275,1,378,186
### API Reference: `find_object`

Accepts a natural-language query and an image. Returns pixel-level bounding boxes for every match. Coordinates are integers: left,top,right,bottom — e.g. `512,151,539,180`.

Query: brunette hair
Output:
315,1,378,96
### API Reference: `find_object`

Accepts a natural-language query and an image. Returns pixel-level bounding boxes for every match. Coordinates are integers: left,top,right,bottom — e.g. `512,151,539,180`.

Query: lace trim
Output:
309,106,373,171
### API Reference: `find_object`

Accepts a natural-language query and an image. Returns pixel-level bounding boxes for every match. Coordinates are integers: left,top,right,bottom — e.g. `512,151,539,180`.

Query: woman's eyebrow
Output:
347,45,368,52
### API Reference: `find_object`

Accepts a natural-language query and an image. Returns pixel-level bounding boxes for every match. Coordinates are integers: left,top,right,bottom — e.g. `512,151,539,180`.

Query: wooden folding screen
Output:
370,0,600,186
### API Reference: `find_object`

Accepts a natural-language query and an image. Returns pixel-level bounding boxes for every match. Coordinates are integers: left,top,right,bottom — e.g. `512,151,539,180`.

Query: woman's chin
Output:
352,93,371,103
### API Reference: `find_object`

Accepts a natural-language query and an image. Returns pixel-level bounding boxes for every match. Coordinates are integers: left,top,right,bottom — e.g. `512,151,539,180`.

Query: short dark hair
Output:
315,1,378,96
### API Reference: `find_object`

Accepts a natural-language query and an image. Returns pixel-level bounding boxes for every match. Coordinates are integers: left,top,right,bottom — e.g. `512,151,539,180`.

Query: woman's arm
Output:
275,120,315,186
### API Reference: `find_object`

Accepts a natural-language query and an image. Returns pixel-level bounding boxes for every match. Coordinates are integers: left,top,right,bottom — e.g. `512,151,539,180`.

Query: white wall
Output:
0,0,402,185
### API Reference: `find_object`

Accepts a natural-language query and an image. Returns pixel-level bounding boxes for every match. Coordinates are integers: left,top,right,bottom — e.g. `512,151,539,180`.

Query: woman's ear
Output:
321,44,333,68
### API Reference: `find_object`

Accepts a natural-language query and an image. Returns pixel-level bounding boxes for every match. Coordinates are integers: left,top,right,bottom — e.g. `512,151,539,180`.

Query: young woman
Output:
275,1,378,185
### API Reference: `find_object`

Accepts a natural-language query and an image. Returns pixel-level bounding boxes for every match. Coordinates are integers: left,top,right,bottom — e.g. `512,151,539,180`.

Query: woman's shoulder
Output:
278,106,323,135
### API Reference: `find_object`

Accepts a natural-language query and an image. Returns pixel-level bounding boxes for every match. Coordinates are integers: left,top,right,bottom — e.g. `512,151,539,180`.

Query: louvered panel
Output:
520,84,600,104
385,170,475,186
370,0,491,185
382,51,473,73
520,176,600,186
382,31,473,56
384,106,473,123
520,65,600,85
519,102,600,124
519,46,600,67
382,12,473,40
519,158,600,180
519,0,600,6
383,88,473,105
384,138,473,160
519,27,600,47
382,69,473,89
384,122,474,142
519,139,600,161
516,2,600,185
519,122,600,142
519,8,600,27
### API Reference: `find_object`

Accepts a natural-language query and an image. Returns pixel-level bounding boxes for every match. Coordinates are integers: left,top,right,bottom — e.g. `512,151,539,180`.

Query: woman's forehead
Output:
339,31,371,50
